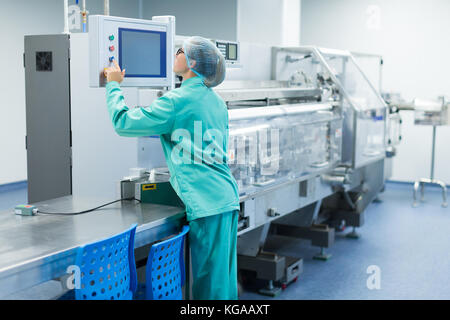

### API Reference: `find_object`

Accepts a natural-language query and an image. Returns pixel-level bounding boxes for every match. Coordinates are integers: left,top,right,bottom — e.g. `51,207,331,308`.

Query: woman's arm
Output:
104,60,175,137
106,81,175,137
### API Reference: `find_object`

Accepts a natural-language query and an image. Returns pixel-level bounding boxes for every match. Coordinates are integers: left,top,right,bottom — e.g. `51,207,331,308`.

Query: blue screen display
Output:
119,28,167,78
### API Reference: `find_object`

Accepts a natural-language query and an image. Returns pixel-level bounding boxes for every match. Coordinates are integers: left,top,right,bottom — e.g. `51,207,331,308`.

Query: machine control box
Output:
212,39,240,65
14,205,37,216
89,15,175,88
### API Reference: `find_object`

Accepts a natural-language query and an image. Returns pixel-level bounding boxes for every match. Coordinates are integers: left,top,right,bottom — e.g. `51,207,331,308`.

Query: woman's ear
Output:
189,59,196,69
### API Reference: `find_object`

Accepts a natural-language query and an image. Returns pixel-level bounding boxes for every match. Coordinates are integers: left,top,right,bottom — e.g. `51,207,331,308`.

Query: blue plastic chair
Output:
73,224,138,300
145,225,189,300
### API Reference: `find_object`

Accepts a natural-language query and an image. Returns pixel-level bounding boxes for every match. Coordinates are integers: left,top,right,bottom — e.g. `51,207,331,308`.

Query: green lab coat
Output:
105,77,239,221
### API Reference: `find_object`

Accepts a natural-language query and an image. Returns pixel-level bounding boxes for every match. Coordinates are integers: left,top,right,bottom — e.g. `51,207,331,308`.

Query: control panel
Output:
89,15,175,88
212,39,240,65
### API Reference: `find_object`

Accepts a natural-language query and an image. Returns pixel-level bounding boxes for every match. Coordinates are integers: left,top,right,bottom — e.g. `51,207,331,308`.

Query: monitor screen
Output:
119,28,167,78
228,44,237,60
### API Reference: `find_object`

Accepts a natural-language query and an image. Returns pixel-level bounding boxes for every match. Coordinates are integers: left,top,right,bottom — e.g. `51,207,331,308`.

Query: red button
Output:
109,46,115,52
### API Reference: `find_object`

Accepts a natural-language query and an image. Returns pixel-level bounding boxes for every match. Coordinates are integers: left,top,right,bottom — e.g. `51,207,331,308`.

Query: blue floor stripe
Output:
0,183,28,212
0,180,27,193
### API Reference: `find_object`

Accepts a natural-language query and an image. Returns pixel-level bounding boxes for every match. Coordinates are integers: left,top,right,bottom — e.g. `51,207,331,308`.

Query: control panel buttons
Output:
109,35,115,41
109,56,115,62
109,45,115,52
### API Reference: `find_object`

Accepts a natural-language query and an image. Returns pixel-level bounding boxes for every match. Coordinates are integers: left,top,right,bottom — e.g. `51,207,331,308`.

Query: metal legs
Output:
413,126,448,208
313,247,332,261
346,226,360,239
412,180,421,207
259,280,282,297
413,178,448,208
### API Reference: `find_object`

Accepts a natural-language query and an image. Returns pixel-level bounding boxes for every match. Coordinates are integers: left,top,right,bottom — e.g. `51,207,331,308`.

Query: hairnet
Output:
183,36,226,88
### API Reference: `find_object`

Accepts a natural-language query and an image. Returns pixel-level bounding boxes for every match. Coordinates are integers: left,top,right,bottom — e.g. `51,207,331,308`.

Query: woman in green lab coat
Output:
104,36,240,300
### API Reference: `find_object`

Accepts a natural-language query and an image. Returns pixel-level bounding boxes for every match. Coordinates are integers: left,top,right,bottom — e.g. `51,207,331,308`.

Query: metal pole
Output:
63,0,69,34
431,126,436,180
379,58,383,94
104,0,110,16
81,0,87,33
138,0,143,19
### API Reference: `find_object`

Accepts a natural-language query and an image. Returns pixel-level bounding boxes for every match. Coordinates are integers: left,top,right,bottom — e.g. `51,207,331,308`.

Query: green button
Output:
109,35,115,41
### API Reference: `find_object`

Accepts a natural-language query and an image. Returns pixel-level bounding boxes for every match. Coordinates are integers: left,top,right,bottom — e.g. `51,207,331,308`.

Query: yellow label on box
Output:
142,184,156,191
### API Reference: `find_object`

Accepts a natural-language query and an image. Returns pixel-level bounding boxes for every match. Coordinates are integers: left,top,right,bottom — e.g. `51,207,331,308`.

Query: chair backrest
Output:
74,224,138,300
146,225,189,300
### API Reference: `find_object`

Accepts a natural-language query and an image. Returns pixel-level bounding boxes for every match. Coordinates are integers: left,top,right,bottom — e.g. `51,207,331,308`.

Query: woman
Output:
104,36,240,300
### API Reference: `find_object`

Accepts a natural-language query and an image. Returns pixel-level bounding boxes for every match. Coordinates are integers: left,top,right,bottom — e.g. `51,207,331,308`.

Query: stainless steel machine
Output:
210,46,397,295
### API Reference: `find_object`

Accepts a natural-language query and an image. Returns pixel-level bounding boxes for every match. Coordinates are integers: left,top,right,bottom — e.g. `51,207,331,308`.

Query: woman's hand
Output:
104,60,126,83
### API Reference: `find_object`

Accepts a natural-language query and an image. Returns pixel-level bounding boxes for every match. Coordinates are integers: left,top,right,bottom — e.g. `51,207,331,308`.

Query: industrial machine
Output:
22,14,400,297
213,46,395,295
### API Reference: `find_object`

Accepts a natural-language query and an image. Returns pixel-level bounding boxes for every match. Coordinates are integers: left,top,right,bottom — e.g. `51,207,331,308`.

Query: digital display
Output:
228,44,237,60
119,28,166,78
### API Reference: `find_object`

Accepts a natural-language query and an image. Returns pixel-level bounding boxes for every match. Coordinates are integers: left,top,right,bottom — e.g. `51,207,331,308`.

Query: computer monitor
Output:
89,15,174,88
119,28,166,78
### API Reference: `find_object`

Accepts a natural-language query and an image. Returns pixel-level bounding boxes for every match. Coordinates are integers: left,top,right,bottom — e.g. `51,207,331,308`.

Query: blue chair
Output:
143,225,189,300
72,224,138,300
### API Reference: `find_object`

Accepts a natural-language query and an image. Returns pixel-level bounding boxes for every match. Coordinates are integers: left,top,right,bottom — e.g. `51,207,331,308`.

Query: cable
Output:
37,198,141,216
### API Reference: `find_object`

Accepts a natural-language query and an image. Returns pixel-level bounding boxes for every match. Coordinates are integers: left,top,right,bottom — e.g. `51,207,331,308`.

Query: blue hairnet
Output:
183,36,226,88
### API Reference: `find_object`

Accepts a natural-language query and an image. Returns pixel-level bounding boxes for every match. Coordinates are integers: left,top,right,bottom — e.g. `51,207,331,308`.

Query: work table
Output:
0,195,186,298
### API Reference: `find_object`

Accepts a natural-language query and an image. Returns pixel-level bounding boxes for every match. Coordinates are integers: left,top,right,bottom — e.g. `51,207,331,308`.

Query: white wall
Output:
301,0,450,184
237,0,301,46
282,0,301,46
143,0,238,41
0,0,63,185
0,0,140,185
238,0,283,45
